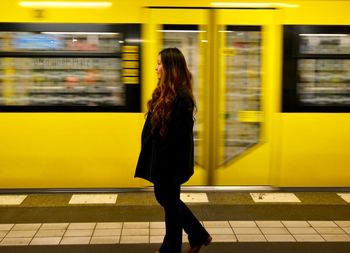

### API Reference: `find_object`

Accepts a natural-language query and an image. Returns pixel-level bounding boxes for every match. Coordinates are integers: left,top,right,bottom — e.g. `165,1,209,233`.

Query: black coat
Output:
134,91,194,184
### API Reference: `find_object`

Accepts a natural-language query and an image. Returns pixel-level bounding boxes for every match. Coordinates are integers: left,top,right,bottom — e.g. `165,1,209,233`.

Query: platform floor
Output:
0,190,350,252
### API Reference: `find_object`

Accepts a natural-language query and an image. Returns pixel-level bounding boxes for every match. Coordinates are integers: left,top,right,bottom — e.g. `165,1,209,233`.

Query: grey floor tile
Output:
41,223,69,230
64,229,93,237
322,234,350,242
256,221,284,227
93,229,121,236
229,221,257,228
315,227,346,234
35,229,65,237
287,227,317,234
0,224,14,231
308,221,337,227
265,234,296,242
260,227,290,235
236,234,266,242
203,221,230,228
233,227,262,235
120,235,149,244
282,221,310,227
30,237,62,245
96,222,123,229
12,224,41,231
293,234,325,242
6,230,37,238
122,228,149,236
123,222,149,229
60,236,91,244
90,236,120,244
0,237,32,246
68,223,96,230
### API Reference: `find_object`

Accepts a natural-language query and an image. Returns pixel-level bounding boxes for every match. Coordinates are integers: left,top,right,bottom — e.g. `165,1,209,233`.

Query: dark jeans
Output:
154,181,210,253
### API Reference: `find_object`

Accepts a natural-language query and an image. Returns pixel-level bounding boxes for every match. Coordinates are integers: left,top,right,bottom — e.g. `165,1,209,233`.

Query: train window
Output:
283,25,350,112
0,23,141,112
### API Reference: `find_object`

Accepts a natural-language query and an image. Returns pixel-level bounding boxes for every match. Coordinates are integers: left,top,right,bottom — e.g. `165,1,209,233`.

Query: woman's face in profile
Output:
156,55,164,80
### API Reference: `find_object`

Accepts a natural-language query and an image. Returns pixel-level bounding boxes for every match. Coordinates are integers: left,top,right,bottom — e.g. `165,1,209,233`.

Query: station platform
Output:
0,189,350,252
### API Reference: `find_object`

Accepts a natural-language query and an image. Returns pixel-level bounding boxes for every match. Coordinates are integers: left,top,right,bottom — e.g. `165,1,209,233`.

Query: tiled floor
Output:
1,220,350,246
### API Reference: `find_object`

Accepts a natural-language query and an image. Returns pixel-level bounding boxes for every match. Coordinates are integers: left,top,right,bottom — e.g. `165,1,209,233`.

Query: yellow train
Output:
0,0,349,189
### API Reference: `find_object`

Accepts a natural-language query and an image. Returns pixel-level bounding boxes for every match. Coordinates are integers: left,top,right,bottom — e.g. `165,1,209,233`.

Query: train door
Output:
213,9,279,186
142,8,210,185
143,8,280,186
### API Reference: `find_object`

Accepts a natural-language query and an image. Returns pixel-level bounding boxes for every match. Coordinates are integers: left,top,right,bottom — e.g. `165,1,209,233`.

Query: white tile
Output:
120,235,149,244
123,222,149,229
343,228,350,234
0,237,32,246
96,222,123,229
315,227,346,234
335,221,350,227
211,234,237,242
35,229,65,237
150,228,165,236
0,195,27,205
68,223,96,230
6,230,37,238
282,221,310,228
294,234,325,242
322,234,350,242
233,227,262,235
60,236,91,244
260,227,290,235
236,234,266,242
203,221,230,228
93,229,121,236
229,221,257,228
250,193,300,203
69,194,117,204
287,227,317,234
64,229,93,237
256,221,284,227
30,237,62,245
150,222,165,229
41,223,69,230
308,221,338,228
90,236,120,244
265,234,295,242
12,224,41,231
337,193,350,203
150,235,164,243
0,224,14,231
0,230,9,237
206,227,233,235
180,193,208,203
122,228,149,236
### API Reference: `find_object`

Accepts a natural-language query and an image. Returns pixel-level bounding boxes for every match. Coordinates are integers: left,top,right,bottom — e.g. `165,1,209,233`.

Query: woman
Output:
135,48,212,253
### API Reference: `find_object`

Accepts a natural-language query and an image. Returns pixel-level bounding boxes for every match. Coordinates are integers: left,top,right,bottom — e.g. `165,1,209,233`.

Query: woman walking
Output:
135,48,211,253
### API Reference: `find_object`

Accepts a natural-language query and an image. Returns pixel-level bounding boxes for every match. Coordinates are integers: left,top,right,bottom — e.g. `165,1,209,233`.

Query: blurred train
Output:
0,0,349,189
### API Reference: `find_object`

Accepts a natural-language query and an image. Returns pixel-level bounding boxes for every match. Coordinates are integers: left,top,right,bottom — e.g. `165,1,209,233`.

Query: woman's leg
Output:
154,181,182,253
179,200,210,248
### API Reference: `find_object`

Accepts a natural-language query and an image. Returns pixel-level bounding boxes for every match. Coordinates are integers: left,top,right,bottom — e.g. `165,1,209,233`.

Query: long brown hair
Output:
147,48,195,137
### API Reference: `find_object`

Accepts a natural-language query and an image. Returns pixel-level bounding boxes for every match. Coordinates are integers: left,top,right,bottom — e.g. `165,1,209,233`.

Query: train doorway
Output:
143,8,280,186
